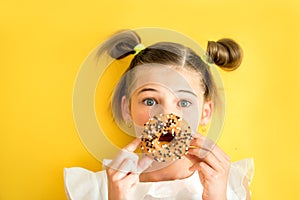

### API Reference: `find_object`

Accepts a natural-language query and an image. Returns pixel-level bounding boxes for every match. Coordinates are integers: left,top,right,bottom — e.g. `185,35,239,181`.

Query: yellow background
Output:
1,0,300,199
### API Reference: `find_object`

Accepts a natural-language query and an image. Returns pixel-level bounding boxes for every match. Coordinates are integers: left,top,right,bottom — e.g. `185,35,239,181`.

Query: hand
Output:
106,138,153,200
186,134,231,200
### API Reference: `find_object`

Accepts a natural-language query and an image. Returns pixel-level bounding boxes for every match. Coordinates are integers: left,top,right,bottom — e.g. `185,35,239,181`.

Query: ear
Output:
199,100,213,125
121,96,132,122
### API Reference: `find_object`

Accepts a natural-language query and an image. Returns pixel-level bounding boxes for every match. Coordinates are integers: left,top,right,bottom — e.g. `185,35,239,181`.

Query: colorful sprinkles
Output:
141,113,193,162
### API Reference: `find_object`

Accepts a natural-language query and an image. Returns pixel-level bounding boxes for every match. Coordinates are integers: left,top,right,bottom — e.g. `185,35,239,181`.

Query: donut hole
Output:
158,130,175,142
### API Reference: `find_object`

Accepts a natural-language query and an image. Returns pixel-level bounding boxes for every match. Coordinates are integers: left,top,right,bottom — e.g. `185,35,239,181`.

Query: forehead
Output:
129,64,203,96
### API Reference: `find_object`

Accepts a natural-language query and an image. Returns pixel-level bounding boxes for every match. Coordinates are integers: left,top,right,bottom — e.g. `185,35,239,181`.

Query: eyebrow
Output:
137,88,159,94
176,90,198,97
137,88,197,97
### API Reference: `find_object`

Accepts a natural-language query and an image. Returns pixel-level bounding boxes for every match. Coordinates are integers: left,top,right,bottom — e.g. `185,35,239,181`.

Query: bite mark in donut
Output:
141,113,193,162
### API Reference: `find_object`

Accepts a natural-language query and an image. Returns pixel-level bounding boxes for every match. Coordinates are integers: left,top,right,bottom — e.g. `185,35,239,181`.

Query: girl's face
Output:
122,64,212,133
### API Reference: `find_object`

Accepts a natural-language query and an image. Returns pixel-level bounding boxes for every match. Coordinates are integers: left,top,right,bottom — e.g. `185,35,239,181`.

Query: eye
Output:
178,99,191,107
143,98,157,106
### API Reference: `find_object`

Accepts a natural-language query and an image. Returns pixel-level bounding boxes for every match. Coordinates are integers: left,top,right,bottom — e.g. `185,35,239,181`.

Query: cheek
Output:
181,104,203,131
130,102,150,126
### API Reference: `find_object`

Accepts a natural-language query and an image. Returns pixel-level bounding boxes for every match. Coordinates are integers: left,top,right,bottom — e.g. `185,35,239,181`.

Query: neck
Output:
139,157,194,182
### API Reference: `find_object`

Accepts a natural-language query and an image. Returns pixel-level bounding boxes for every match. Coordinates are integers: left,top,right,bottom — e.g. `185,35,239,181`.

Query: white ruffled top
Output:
64,158,254,200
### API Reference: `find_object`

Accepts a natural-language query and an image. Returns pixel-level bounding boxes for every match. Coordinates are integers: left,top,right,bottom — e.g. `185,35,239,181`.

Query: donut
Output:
141,113,193,162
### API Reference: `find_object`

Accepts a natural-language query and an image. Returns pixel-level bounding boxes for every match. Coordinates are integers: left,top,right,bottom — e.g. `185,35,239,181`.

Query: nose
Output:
149,101,182,118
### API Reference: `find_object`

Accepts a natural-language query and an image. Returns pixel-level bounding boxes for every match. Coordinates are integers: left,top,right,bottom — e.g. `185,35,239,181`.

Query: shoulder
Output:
227,158,254,200
64,167,108,200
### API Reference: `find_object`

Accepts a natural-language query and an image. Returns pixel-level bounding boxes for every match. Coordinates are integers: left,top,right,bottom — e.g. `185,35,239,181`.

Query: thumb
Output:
137,156,153,173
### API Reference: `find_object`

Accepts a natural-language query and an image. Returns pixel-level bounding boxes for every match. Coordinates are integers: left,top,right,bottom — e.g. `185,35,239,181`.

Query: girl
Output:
65,29,254,200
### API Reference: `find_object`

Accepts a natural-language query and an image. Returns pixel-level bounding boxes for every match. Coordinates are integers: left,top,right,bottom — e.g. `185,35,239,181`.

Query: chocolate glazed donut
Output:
141,113,193,162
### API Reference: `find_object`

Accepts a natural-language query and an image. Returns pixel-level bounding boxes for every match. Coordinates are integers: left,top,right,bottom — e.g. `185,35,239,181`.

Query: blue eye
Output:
143,98,157,106
178,100,191,107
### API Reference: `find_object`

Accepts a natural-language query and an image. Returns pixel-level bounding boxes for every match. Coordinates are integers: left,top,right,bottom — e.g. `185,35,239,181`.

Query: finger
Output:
189,160,205,172
189,162,201,172
209,145,231,163
188,147,209,159
185,153,201,164
198,161,217,180
107,149,139,171
191,133,210,142
188,145,211,159
193,141,230,166
189,133,205,146
137,156,153,173
112,158,137,180
123,138,141,152
190,133,229,163
190,134,216,157
188,148,223,172
197,168,205,185
189,146,231,173
123,173,140,188
107,138,140,169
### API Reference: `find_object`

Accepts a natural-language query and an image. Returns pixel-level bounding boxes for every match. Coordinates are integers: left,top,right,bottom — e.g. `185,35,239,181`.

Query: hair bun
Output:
99,30,141,60
207,38,243,71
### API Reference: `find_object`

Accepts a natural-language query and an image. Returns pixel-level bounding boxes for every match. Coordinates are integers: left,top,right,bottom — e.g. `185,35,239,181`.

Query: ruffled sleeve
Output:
227,158,254,200
64,167,108,200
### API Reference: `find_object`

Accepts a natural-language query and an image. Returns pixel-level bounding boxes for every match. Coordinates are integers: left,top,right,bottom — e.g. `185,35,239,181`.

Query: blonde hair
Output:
98,30,243,123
